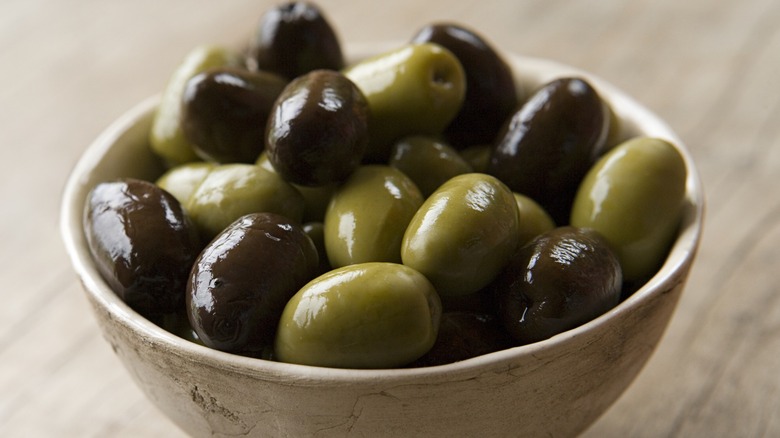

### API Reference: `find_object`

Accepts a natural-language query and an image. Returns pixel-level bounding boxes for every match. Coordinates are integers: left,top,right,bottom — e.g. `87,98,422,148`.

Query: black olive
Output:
487,77,609,225
492,226,622,345
187,212,319,356
83,178,201,318
266,70,369,186
249,2,344,80
411,23,518,148
408,312,514,367
181,67,287,163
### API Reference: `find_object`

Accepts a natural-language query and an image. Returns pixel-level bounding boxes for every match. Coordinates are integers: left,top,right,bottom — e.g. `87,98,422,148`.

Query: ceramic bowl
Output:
61,47,704,437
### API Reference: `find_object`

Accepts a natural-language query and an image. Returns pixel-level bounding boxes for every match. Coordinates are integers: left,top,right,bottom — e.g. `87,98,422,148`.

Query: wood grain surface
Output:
2,0,778,436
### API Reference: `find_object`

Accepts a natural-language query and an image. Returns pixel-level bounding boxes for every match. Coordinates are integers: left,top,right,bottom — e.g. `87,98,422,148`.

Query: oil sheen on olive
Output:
411,23,518,148
185,164,304,240
83,178,201,318
187,213,319,356
266,70,369,186
492,226,622,345
274,262,441,369
388,135,473,197
343,43,466,163
249,2,344,80
324,165,423,268
150,45,242,166
570,137,687,282
488,77,610,225
401,173,520,297
181,67,287,164
407,312,514,367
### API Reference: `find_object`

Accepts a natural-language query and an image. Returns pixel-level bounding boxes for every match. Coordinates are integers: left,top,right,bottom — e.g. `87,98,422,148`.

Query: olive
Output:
150,45,242,166
181,67,287,164
492,227,622,345
188,213,319,356
388,135,473,197
185,164,304,240
155,161,216,205
249,2,344,80
513,193,556,247
274,262,441,368
256,152,336,223
459,144,492,173
407,312,514,367
570,137,687,282
266,70,369,186
324,165,423,268
343,43,466,162
401,173,520,297
302,222,332,275
411,23,518,148
160,311,203,345
83,179,201,318
488,77,610,225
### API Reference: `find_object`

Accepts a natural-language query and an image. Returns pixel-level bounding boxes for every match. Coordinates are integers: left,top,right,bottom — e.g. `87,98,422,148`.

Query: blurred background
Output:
2,0,779,436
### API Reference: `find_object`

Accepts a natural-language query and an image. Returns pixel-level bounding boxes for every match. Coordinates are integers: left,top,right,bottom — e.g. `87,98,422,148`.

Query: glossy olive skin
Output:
388,136,473,197
408,312,514,367
492,227,622,345
324,165,423,268
185,164,304,240
181,67,287,164
188,213,319,356
150,45,242,166
83,179,201,318
411,23,518,148
275,262,441,368
266,70,369,186
570,137,687,282
401,173,520,297
155,162,215,205
249,2,344,80
513,193,556,247
302,222,331,275
488,77,610,225
343,43,466,163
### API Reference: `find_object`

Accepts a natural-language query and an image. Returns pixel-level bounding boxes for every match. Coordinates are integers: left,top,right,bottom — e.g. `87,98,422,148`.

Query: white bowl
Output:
61,49,704,437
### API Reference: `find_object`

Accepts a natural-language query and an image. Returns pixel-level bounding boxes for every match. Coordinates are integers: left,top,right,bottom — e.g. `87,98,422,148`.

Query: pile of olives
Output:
83,2,687,369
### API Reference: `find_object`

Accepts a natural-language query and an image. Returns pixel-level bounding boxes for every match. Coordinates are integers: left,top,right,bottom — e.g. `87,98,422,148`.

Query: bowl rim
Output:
60,48,704,384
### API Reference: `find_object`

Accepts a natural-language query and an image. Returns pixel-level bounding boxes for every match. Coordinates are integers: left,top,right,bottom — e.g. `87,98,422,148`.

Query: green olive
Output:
302,222,331,275
401,173,520,297
186,164,304,240
343,43,466,162
388,136,473,197
570,137,687,282
155,162,216,205
274,262,441,369
256,152,336,223
150,45,242,166
513,193,556,247
324,165,423,268
459,144,492,173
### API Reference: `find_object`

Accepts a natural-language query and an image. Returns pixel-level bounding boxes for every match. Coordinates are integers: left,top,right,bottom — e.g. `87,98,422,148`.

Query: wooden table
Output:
2,0,778,436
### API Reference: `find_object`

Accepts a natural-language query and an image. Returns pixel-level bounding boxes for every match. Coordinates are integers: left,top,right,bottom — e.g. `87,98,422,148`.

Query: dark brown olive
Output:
187,213,318,356
408,312,513,367
83,178,201,318
181,67,287,163
487,77,609,224
492,226,622,345
249,2,344,80
411,23,518,148
266,70,369,186
302,221,332,275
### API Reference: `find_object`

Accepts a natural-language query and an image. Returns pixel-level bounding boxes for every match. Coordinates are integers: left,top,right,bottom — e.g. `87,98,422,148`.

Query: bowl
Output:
61,47,704,437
